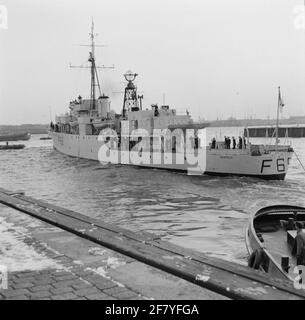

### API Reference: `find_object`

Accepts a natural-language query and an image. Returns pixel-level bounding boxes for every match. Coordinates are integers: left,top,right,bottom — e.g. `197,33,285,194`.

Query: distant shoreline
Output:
208,118,305,128
0,124,48,134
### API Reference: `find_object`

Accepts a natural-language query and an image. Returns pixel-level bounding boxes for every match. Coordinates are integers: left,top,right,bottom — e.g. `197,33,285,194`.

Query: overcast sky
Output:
0,0,304,124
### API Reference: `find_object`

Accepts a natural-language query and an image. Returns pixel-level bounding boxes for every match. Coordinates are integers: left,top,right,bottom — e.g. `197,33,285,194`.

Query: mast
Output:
276,86,282,146
70,20,114,111
89,20,97,110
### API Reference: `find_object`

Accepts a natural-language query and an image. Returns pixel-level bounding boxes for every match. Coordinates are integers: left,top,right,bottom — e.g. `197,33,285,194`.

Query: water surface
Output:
0,129,304,265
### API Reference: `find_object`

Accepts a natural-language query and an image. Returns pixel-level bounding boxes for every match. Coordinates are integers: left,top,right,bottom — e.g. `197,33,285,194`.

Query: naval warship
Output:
49,23,293,180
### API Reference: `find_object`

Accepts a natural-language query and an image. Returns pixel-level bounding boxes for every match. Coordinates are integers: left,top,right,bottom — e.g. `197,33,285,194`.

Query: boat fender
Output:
256,233,264,243
248,249,264,270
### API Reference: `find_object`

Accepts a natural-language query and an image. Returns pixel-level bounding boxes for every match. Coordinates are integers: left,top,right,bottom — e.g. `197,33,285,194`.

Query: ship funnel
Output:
98,94,110,118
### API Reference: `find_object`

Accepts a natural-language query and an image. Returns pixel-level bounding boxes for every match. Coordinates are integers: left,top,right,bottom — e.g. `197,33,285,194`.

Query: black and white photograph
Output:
0,0,305,306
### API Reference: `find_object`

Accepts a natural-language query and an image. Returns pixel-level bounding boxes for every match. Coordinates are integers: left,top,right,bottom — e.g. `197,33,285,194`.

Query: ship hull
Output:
49,132,293,180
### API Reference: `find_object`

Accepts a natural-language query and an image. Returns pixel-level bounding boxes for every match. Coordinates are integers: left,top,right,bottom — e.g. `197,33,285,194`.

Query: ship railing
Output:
263,144,292,152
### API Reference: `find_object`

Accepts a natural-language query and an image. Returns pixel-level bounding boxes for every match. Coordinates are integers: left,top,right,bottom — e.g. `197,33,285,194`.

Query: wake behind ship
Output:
49,23,293,180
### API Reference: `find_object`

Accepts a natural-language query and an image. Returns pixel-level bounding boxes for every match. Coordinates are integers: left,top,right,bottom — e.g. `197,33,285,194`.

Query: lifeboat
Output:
0,144,25,150
92,120,116,129
0,132,31,141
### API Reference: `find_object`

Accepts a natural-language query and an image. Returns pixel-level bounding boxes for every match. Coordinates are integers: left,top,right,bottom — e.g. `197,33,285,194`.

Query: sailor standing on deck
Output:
243,136,247,148
295,222,305,266
232,137,236,149
211,137,216,149
238,136,242,149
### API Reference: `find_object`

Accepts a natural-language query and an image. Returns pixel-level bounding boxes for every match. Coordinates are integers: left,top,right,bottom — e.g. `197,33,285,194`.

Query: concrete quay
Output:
0,204,224,300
